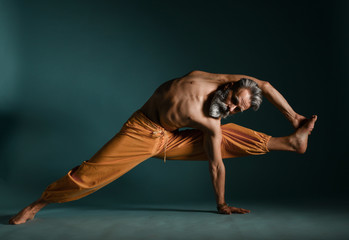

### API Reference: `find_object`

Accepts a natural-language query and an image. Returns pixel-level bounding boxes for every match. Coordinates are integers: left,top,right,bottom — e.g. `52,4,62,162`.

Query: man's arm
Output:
203,126,226,207
226,74,306,128
192,117,228,211
200,121,250,214
189,70,306,128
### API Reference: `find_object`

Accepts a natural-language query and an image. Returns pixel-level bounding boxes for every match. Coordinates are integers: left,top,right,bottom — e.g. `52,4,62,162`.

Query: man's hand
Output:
292,113,317,135
217,203,250,214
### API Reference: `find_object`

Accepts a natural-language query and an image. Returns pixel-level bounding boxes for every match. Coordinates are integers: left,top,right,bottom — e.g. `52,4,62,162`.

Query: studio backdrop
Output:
0,0,348,207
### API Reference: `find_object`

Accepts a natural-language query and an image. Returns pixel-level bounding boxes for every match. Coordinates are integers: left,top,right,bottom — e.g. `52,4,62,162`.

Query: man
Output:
9,70,317,224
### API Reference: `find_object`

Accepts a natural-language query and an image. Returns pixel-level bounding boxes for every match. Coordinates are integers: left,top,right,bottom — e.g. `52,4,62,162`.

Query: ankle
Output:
31,199,49,210
288,135,298,152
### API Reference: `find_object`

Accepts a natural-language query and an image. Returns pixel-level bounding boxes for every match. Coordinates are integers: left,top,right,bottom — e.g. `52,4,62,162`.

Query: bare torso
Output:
140,71,226,132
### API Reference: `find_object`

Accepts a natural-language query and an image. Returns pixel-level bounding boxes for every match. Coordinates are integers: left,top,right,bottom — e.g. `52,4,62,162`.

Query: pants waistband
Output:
134,110,165,131
132,110,168,163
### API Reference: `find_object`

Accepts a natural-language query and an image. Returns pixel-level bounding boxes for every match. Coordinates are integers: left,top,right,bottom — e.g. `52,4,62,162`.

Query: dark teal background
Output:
1,0,348,208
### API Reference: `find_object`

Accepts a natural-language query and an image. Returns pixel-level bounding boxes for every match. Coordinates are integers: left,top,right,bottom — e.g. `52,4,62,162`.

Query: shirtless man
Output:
9,70,317,224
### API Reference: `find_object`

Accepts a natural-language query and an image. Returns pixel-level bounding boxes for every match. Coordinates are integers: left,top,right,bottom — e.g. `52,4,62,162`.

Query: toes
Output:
9,215,19,225
9,218,20,225
8,213,34,225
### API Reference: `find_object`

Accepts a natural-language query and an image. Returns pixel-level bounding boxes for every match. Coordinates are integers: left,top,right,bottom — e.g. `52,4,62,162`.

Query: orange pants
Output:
41,110,271,203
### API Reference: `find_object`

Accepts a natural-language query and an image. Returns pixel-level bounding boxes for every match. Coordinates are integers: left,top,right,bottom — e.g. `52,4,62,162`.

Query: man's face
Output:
208,87,251,119
225,88,252,115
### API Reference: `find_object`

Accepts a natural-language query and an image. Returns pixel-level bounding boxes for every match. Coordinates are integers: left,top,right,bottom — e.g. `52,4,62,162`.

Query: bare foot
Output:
290,115,317,154
9,199,48,225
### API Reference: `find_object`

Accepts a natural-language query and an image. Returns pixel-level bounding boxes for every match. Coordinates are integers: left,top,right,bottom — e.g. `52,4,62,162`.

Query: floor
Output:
1,199,349,240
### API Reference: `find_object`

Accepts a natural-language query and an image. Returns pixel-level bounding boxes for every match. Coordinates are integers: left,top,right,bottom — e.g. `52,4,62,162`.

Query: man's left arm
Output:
225,74,307,129
189,70,306,128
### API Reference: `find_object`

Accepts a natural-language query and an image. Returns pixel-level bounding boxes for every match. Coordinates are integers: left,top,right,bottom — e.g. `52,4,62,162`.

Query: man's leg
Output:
267,115,317,153
155,116,317,161
153,123,271,161
9,111,164,224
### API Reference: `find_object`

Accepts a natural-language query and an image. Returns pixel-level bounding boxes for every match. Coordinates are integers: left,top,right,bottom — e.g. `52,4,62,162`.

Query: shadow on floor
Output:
0,206,217,226
0,214,12,225
106,206,216,214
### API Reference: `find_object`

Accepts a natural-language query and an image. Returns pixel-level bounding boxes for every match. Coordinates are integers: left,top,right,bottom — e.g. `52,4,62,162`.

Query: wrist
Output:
217,202,228,210
285,111,297,122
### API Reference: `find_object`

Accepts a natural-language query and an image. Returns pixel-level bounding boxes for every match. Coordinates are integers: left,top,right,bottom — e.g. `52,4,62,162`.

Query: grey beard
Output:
209,88,230,119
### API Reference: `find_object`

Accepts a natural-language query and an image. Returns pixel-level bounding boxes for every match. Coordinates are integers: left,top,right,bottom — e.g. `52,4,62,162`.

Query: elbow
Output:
209,162,217,171
209,161,223,173
259,81,272,93
261,81,271,89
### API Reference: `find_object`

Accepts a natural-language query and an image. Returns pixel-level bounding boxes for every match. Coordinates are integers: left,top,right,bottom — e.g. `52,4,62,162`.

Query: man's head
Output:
208,78,262,119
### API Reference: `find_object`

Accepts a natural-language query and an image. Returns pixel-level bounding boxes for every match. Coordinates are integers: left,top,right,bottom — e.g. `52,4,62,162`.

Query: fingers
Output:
229,206,250,214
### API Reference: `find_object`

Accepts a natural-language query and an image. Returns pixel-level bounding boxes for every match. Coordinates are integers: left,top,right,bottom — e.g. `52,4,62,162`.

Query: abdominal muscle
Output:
140,93,192,132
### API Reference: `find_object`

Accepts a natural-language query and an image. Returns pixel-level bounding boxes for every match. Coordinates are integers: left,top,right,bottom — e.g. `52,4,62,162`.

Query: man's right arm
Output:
197,120,232,214
200,121,250,215
191,116,226,206
203,127,226,207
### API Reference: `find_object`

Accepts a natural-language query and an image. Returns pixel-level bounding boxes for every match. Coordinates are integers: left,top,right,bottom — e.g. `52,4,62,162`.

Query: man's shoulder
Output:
186,70,218,79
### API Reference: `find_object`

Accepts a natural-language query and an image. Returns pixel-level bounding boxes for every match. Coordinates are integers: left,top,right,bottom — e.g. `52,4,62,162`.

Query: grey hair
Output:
231,78,262,111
